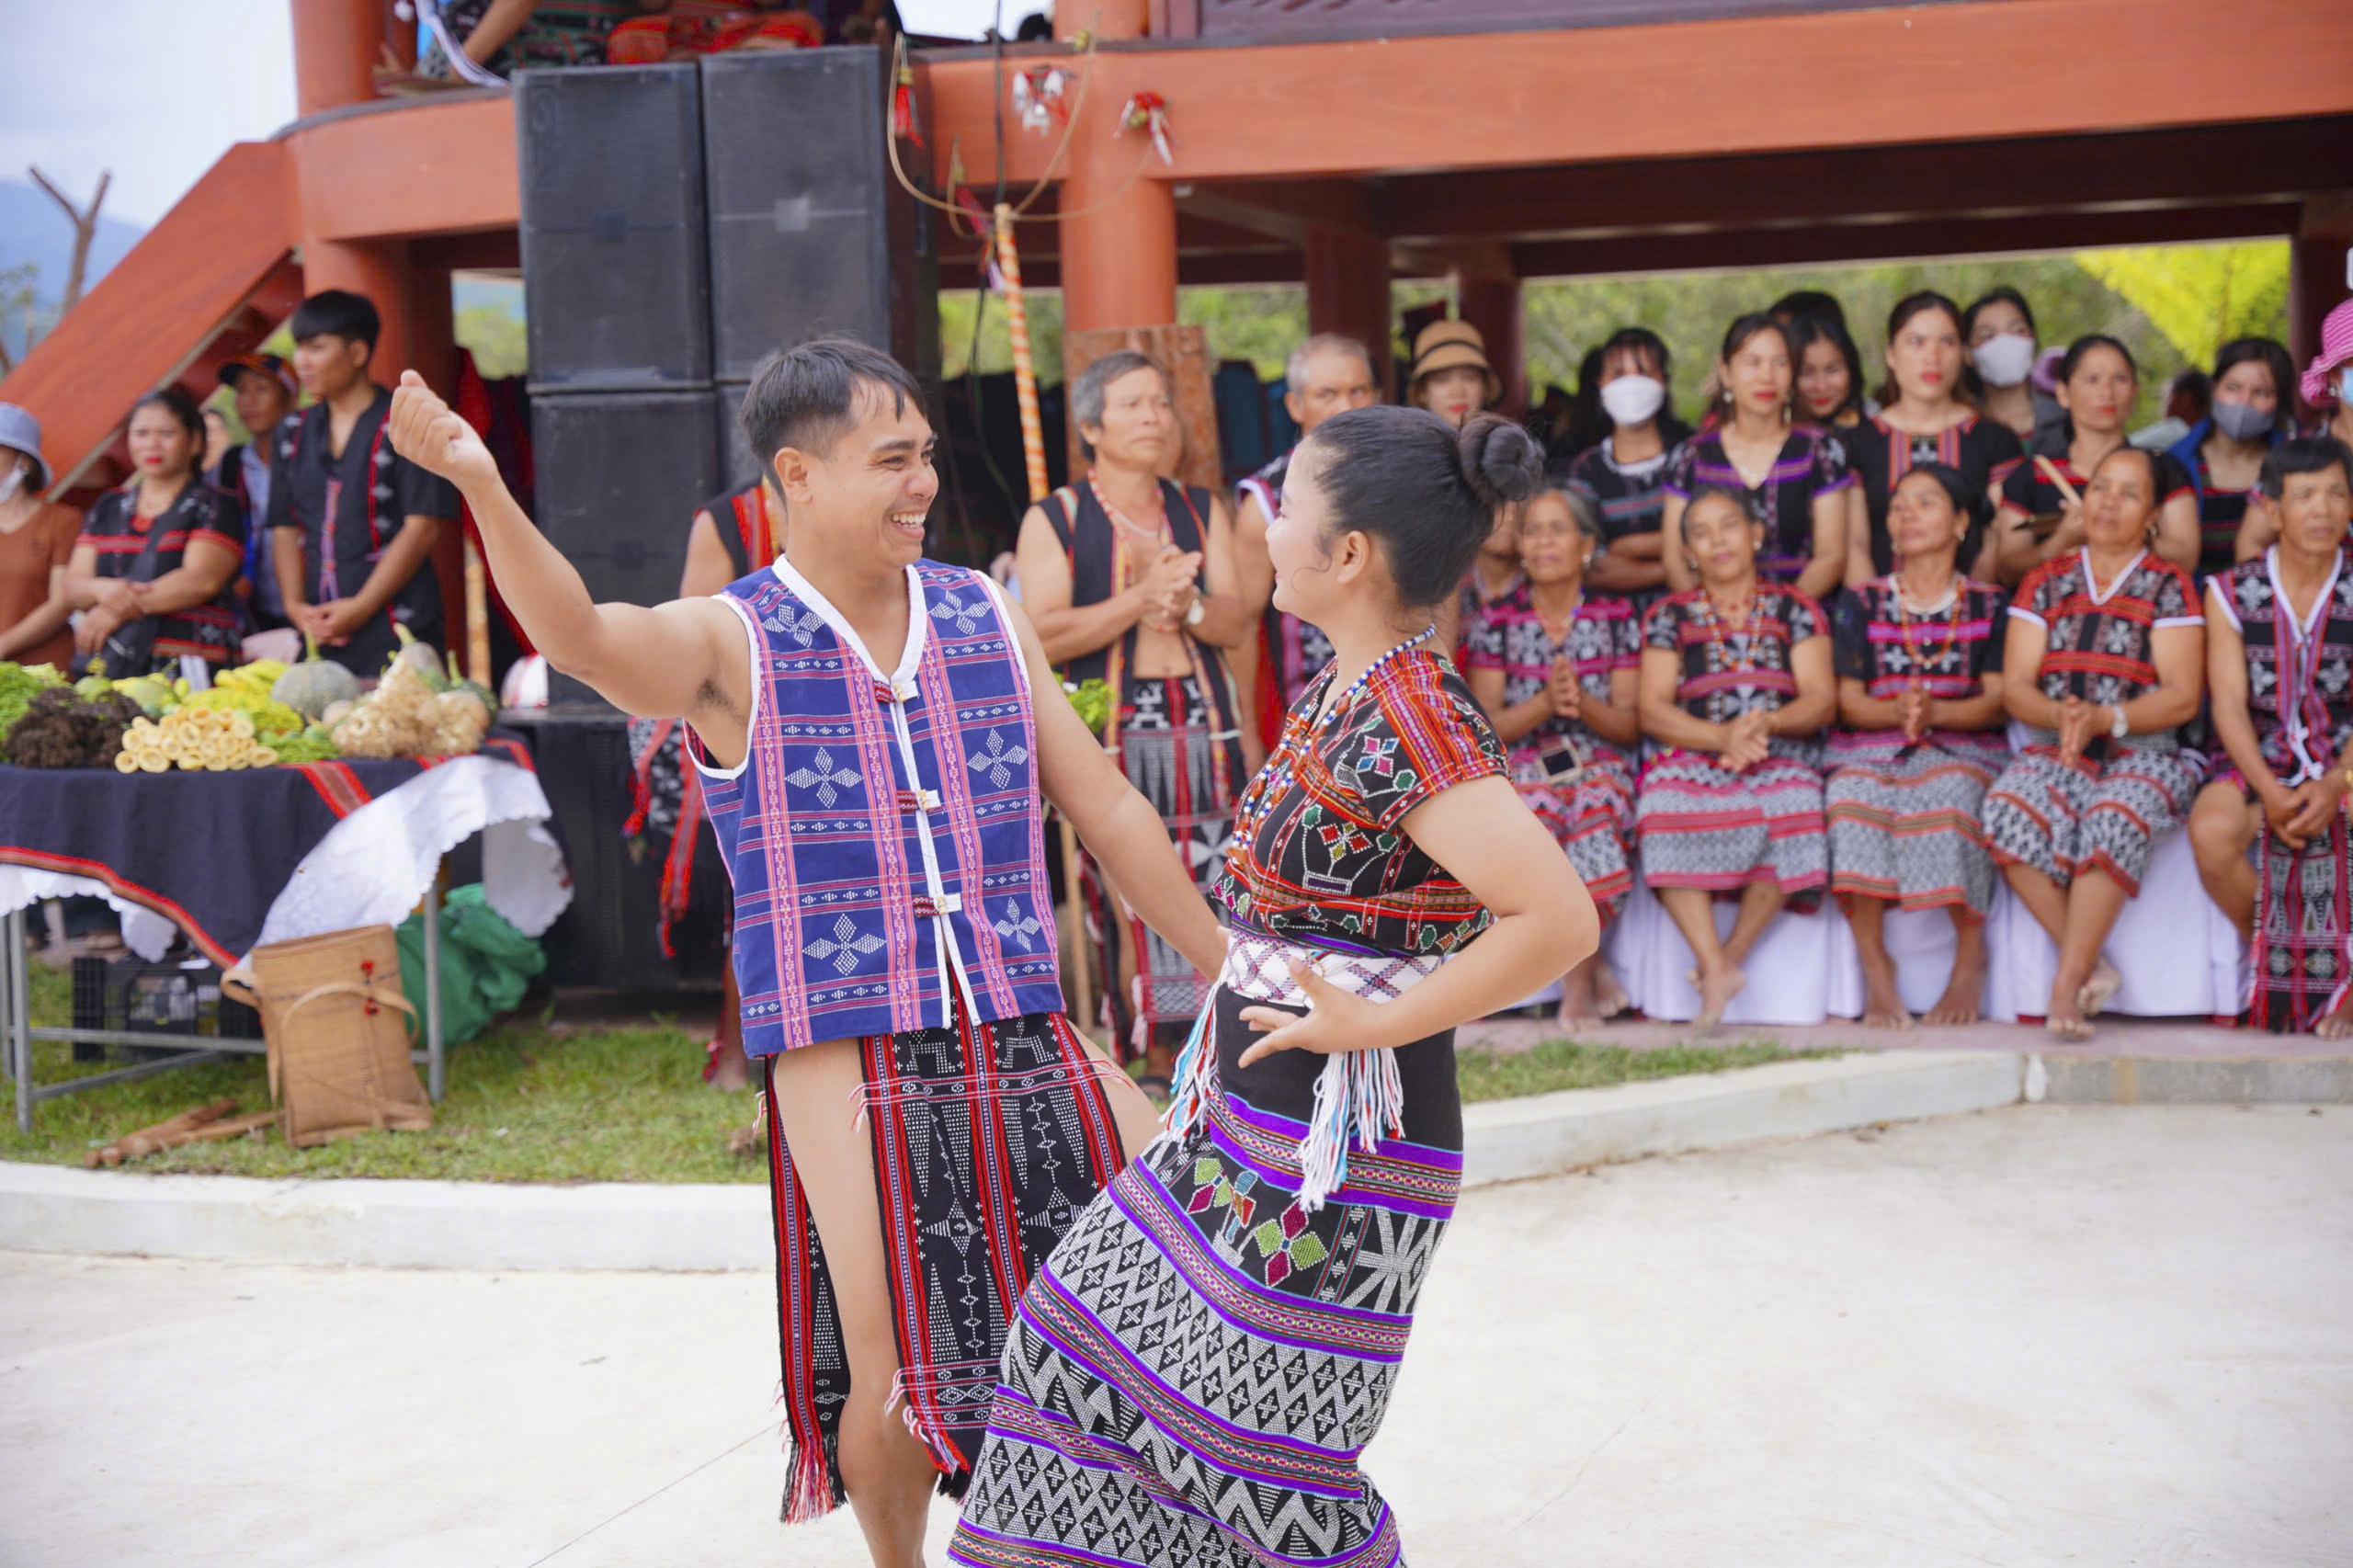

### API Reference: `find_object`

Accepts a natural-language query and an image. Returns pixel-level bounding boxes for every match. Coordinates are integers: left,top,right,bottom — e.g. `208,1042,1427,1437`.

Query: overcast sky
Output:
0,1,1044,228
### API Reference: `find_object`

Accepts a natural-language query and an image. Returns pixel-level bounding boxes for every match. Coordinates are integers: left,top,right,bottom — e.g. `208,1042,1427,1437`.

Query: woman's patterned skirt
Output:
1824,731,2010,917
949,989,1459,1568
1510,746,1636,926
1635,745,1828,906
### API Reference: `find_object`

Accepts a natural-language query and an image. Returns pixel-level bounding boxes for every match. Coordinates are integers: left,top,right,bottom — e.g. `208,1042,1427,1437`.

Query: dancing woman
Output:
949,409,1597,1568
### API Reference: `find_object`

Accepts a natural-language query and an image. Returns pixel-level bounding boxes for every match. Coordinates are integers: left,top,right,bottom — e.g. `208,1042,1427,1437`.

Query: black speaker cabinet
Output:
714,381,764,494
517,62,711,391
529,390,721,705
699,47,939,383
503,711,683,990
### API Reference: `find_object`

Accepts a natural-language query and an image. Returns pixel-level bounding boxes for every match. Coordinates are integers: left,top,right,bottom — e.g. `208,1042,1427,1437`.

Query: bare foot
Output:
2321,1001,2353,1040
1556,969,1602,1033
1858,958,1913,1031
1694,963,1745,1036
706,1039,751,1091
2077,960,2121,1018
2046,980,2094,1040
1592,960,1631,1021
2046,1008,2095,1041
1925,960,1985,1027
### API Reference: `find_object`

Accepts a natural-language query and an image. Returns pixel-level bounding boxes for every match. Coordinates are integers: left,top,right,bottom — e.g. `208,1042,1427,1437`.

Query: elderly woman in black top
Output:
61,388,246,676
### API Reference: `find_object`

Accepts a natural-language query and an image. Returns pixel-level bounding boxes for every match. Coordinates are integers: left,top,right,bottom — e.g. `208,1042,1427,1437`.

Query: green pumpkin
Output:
269,631,362,721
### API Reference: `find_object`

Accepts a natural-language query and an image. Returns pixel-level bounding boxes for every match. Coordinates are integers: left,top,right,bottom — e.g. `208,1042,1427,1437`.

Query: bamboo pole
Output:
464,536,491,689
995,204,1096,1038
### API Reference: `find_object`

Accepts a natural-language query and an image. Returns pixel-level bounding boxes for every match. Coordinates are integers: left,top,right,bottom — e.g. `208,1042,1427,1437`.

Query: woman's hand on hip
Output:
1235,958,1382,1067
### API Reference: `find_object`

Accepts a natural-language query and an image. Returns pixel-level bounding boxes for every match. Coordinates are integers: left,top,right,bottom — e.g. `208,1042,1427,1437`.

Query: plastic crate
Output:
70,955,264,1062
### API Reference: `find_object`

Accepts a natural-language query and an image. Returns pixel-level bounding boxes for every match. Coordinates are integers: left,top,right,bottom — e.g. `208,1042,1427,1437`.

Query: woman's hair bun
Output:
1457,413,1544,511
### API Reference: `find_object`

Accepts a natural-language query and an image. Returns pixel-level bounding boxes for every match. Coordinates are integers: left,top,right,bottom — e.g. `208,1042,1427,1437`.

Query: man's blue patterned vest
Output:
694,557,1063,1055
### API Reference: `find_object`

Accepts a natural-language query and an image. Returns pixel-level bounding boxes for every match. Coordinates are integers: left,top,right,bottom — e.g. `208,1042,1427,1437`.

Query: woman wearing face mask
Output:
1660,315,1851,602
1961,287,2056,445
1465,486,1641,1027
1845,291,2026,586
2167,336,2297,579
1984,446,2204,1041
1826,465,2011,1029
1993,335,2200,584
1638,485,1836,1032
1788,312,1868,431
61,389,249,678
0,404,81,673
1558,327,1691,609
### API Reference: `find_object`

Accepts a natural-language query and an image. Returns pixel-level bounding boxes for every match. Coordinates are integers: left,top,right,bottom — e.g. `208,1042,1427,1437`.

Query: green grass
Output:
1456,1036,1830,1104
6,960,1828,1180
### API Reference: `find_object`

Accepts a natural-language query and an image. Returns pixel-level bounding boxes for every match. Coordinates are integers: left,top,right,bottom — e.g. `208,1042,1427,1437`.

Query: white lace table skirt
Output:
0,755,571,963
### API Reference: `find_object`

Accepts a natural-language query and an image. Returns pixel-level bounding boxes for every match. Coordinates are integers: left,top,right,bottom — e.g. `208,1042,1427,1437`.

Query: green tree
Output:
2073,242,2290,371
456,304,529,381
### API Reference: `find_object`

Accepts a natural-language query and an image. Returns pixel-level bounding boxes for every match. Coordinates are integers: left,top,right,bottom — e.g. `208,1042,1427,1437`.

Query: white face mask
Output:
0,461,24,506
1599,374,1667,428
1972,333,2037,389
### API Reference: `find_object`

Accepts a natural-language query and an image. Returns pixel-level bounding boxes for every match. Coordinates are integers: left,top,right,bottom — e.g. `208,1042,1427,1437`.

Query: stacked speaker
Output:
513,48,937,983
517,48,938,705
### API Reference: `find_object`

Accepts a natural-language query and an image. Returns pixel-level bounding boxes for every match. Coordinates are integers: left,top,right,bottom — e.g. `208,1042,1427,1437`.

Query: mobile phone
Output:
1534,735,1585,786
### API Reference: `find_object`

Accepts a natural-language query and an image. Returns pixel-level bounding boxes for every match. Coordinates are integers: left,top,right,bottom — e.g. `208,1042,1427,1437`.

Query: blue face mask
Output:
2340,367,2353,407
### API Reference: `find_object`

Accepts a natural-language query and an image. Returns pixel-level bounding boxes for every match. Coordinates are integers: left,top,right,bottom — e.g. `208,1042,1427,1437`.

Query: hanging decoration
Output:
1117,91,1174,166
1012,65,1071,135
892,55,923,146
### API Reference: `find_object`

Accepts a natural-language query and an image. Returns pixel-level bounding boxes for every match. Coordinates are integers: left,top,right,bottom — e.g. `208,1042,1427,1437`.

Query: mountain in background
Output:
1,178,150,358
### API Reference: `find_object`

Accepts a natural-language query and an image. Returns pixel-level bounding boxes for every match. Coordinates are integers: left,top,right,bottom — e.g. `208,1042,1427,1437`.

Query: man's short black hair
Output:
2260,434,2353,500
737,335,926,486
290,290,381,351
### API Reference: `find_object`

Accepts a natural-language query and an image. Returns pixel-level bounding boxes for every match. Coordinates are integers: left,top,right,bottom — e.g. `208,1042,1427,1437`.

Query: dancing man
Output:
388,337,1220,1568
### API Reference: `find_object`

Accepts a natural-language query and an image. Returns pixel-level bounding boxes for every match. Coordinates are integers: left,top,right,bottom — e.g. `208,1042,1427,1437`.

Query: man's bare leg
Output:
770,1040,938,1568
2187,782,2260,935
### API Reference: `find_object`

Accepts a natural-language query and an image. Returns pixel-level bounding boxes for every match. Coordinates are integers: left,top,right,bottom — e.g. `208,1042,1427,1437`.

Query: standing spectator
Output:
1464,485,1642,1025
1637,486,1836,1032
1961,287,2058,445
211,353,298,631
2166,336,2296,579
0,404,79,672
1231,333,1379,759
268,290,460,675
1826,464,2011,1029
1558,326,1690,608
1406,318,1498,430
1016,350,1250,1080
2295,300,2353,449
1991,335,2200,584
1661,314,1851,601
2190,436,2353,1035
1845,291,2025,585
63,389,246,678
1788,312,1869,430
1984,447,2204,1040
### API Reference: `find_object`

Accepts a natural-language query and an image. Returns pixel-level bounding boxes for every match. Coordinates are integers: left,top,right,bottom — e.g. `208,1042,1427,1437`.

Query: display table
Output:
0,736,573,1131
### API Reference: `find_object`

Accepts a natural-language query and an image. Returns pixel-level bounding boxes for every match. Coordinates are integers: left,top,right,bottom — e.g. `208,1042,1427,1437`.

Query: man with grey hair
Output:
1014,349,1250,1085
1231,333,1380,755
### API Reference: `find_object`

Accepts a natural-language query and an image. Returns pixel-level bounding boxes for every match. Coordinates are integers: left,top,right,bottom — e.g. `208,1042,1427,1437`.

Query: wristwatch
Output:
1184,598,1206,629
2109,704,2130,740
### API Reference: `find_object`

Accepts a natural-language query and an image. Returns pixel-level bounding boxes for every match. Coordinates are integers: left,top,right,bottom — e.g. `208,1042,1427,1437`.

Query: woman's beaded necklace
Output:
1233,623,1437,847
1693,582,1768,676
1891,572,1965,678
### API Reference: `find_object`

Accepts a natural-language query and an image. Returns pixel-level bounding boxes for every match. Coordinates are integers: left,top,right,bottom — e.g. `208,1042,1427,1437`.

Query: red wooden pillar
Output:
1305,225,1393,400
1458,273,1526,418
289,0,382,118
1054,0,1175,335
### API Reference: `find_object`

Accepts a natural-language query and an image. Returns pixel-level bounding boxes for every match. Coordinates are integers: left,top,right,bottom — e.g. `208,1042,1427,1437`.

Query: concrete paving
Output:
2,1104,2347,1567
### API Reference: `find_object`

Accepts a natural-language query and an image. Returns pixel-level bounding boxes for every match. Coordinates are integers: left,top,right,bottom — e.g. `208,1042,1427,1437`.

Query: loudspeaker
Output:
714,381,762,494
517,62,711,391
529,389,721,705
700,47,939,383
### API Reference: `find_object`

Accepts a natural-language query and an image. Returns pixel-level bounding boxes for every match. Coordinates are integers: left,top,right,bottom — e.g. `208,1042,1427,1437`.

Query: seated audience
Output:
1637,485,1836,1030
2167,336,2296,579
1558,326,1691,608
1825,465,2011,1028
1662,314,1850,601
63,389,247,676
416,0,630,80
0,403,80,673
1992,335,2199,584
1984,447,2204,1040
2191,435,2353,1035
1465,486,1642,1026
1845,291,2025,585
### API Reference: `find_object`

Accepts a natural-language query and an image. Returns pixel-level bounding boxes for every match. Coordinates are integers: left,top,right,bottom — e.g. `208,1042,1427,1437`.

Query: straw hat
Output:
0,403,51,491
2301,297,2353,408
1407,319,1501,405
